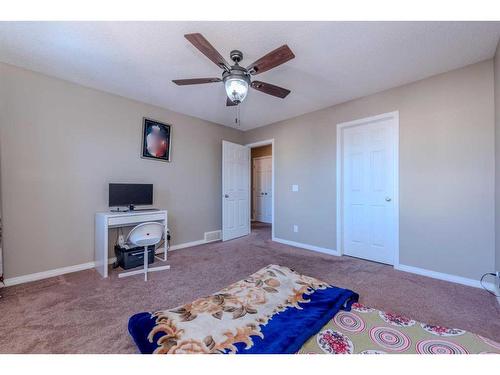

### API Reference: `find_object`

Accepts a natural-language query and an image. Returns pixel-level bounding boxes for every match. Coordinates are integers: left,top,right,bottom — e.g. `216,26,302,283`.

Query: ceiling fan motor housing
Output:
222,65,250,82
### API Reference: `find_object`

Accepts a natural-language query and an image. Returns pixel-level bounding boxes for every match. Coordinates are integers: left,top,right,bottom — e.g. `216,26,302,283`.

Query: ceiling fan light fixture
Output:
224,76,249,104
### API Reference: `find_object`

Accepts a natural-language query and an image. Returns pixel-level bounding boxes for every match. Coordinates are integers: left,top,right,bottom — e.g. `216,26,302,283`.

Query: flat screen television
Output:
109,183,153,210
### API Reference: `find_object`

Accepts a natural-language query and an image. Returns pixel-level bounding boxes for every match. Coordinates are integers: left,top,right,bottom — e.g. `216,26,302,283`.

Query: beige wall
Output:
495,42,500,273
243,60,495,281
0,63,243,279
1,59,497,282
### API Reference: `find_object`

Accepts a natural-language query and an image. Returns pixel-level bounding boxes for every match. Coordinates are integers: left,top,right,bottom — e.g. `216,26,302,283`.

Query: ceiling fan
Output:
173,33,295,106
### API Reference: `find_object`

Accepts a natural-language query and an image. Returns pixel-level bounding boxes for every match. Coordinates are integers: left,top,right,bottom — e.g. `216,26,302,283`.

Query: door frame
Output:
252,155,272,223
245,139,275,239
336,111,399,266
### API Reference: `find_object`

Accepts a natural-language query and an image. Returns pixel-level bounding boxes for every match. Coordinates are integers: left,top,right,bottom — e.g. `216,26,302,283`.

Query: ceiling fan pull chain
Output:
235,105,240,127
238,105,241,127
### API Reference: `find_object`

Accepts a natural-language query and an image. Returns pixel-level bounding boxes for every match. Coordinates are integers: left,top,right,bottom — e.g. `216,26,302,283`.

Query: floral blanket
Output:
128,264,358,354
298,302,500,354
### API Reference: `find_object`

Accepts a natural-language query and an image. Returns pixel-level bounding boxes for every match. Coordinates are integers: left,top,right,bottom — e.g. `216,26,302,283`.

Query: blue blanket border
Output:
230,286,358,354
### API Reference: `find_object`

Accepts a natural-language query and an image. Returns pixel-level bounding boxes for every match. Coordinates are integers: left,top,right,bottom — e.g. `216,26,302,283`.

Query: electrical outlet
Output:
293,225,298,233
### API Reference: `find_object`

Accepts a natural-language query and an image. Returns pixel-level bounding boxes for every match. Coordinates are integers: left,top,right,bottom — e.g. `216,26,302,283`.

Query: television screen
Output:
109,183,153,207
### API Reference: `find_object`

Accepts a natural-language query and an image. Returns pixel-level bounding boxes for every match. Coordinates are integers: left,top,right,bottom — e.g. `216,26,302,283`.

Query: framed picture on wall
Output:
141,118,172,162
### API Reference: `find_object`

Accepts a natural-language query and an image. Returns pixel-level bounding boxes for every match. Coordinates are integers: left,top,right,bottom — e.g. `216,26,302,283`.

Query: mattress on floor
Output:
298,302,500,354
128,264,358,354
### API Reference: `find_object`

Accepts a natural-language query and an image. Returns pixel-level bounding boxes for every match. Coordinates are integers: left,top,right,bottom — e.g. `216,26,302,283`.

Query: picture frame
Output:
141,117,172,162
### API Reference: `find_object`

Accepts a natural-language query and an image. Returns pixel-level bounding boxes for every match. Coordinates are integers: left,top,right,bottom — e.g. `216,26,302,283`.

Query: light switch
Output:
292,184,299,192
293,225,299,233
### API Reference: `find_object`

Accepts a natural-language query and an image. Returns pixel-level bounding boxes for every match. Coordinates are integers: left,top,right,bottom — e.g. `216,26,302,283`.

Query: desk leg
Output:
163,222,168,261
94,216,108,278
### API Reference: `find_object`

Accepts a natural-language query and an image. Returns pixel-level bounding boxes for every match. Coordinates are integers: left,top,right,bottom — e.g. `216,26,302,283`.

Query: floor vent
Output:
204,230,222,242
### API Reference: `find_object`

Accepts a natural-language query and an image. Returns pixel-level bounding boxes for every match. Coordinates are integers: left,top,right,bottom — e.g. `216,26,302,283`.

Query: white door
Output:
222,141,250,241
341,115,397,265
253,157,272,223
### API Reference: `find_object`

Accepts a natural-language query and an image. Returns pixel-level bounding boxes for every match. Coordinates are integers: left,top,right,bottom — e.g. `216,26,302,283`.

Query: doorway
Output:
221,139,274,242
336,112,399,266
247,140,274,237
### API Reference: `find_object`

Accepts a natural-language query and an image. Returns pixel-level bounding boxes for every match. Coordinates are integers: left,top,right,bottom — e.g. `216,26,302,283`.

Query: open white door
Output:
222,140,250,241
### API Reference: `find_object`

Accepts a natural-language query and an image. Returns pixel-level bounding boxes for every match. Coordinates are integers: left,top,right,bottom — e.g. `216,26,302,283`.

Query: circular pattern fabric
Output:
351,303,375,313
378,311,416,327
477,335,500,350
316,329,354,354
416,339,468,354
369,326,411,351
334,311,365,332
360,349,387,354
420,324,465,337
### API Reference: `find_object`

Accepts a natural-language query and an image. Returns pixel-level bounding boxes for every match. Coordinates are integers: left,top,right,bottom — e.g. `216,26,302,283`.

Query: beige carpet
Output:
0,222,499,353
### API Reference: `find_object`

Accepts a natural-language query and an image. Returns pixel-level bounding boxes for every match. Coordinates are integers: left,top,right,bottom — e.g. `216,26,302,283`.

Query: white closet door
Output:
253,157,272,224
222,141,250,241
342,118,396,265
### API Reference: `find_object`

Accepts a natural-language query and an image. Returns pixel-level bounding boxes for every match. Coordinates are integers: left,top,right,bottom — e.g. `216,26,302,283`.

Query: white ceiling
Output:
1,22,499,130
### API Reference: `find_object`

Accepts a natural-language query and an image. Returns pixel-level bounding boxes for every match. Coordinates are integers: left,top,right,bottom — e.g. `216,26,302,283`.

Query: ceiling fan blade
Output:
246,45,295,75
251,81,291,98
172,78,221,85
184,33,230,70
226,97,237,106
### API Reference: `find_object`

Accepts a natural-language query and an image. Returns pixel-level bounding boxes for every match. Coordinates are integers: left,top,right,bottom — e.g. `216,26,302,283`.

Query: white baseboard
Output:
3,237,221,287
169,238,213,251
272,237,340,256
394,263,497,293
268,240,498,299
4,261,96,287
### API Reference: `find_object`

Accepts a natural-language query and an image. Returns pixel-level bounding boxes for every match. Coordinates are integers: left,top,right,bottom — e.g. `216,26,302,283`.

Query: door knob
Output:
224,194,229,198
264,192,268,195
385,197,392,202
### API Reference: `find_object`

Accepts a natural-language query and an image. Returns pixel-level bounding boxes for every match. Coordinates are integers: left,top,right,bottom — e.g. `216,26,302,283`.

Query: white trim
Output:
169,237,220,251
3,260,113,287
246,139,275,239
395,263,497,292
4,237,221,287
336,111,400,266
272,237,340,256
252,156,272,160
4,262,95,286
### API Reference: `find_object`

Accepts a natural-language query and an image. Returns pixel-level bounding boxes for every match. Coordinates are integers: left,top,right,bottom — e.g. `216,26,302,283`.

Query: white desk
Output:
94,210,168,278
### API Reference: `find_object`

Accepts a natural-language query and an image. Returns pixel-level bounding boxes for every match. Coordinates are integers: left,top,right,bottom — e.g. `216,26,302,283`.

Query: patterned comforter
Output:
128,264,358,354
299,303,500,354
